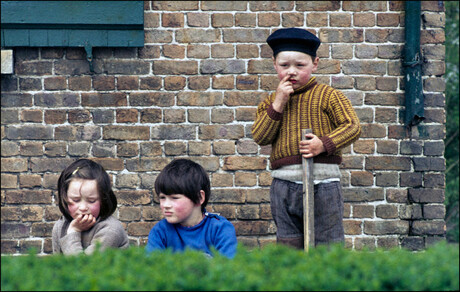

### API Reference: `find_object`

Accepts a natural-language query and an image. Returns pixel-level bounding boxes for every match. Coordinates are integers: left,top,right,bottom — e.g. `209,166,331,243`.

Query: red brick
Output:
233,221,271,235
187,12,209,27
377,13,400,27
351,171,374,186
68,109,91,123
127,221,155,236
211,173,234,187
164,76,186,90
212,76,234,89
1,174,18,189
44,77,67,90
235,172,257,187
235,13,256,27
354,13,376,27
4,190,52,204
93,76,115,91
187,44,210,58
344,220,363,235
68,76,91,91
164,109,185,123
330,13,352,27
153,1,198,11
211,44,234,58
223,156,267,170
116,109,138,123
236,76,258,90
117,143,139,157
21,110,43,123
1,158,28,172
162,13,184,27
163,45,186,59
211,13,233,27
188,76,210,90
258,13,280,27
117,76,139,90
164,141,186,155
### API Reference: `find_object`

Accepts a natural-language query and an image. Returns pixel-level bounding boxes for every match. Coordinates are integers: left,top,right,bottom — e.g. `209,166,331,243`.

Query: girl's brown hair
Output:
57,159,117,221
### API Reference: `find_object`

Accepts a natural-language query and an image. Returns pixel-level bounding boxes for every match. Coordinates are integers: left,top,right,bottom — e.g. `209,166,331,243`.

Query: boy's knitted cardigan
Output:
252,77,361,170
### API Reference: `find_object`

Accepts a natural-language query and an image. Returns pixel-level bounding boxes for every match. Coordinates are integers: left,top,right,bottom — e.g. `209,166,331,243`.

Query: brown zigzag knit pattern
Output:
252,77,361,170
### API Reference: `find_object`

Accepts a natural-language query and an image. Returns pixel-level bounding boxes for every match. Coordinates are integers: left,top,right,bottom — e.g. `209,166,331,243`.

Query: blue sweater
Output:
145,212,237,258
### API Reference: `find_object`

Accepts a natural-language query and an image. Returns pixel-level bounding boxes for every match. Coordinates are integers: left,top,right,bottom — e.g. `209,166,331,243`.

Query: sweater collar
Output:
176,214,207,230
293,77,317,95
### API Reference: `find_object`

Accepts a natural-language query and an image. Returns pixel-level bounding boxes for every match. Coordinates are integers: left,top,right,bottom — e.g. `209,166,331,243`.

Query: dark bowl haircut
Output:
155,159,210,212
57,159,117,222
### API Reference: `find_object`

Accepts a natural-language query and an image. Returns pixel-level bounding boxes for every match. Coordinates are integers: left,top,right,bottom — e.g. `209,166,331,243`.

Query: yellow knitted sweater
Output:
252,77,361,169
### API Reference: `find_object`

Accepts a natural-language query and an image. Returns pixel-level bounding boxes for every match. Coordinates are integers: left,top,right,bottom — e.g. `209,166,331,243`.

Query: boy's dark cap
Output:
267,28,321,57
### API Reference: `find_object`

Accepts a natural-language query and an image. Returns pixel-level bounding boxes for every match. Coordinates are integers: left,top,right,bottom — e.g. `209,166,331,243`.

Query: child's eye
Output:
70,198,80,203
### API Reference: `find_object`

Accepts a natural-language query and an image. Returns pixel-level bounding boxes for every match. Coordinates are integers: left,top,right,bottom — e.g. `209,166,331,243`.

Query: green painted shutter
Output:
1,1,144,47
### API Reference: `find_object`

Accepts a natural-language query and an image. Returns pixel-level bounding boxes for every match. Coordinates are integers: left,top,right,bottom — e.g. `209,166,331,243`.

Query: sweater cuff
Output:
60,231,83,255
319,136,336,155
267,104,283,121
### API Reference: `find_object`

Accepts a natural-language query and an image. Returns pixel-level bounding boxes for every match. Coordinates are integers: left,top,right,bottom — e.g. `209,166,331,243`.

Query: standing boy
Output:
252,28,361,249
146,159,237,258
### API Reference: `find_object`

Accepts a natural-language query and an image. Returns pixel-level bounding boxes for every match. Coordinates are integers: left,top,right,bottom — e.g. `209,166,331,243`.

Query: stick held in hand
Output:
302,129,315,251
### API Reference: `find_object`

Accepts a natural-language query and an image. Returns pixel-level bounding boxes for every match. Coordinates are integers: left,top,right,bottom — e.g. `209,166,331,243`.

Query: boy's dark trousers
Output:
270,178,344,249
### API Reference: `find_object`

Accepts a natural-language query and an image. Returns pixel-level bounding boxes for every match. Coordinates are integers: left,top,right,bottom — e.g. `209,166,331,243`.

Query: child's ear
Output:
312,56,319,72
199,190,205,205
313,56,319,65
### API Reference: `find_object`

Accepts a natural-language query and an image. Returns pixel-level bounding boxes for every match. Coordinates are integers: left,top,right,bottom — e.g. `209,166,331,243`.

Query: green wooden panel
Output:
2,29,29,46
69,30,108,47
30,30,48,47
48,30,70,47
108,30,145,46
1,1,143,26
1,1,144,48
1,29,144,47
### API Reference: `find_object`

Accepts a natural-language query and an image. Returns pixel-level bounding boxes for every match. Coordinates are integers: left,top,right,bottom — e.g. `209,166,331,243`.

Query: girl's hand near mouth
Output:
68,213,97,233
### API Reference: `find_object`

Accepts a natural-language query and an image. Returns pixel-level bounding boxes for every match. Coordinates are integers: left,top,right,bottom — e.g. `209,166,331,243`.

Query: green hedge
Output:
1,242,458,291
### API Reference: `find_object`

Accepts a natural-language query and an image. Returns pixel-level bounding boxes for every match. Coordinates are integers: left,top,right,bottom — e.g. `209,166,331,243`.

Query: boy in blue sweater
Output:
146,159,237,258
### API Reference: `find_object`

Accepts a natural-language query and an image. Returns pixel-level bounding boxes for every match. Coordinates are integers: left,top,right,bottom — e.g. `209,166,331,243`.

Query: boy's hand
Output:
272,75,294,113
299,133,326,158
68,214,96,233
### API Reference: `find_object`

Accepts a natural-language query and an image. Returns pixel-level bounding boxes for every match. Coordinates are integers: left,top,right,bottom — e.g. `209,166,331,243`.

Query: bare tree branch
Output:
446,159,459,174
445,129,459,147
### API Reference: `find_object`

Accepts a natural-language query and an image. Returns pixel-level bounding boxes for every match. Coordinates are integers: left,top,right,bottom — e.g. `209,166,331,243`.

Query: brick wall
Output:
1,1,446,254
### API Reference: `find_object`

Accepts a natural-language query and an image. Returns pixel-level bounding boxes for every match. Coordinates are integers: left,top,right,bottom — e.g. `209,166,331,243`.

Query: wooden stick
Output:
302,129,315,251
